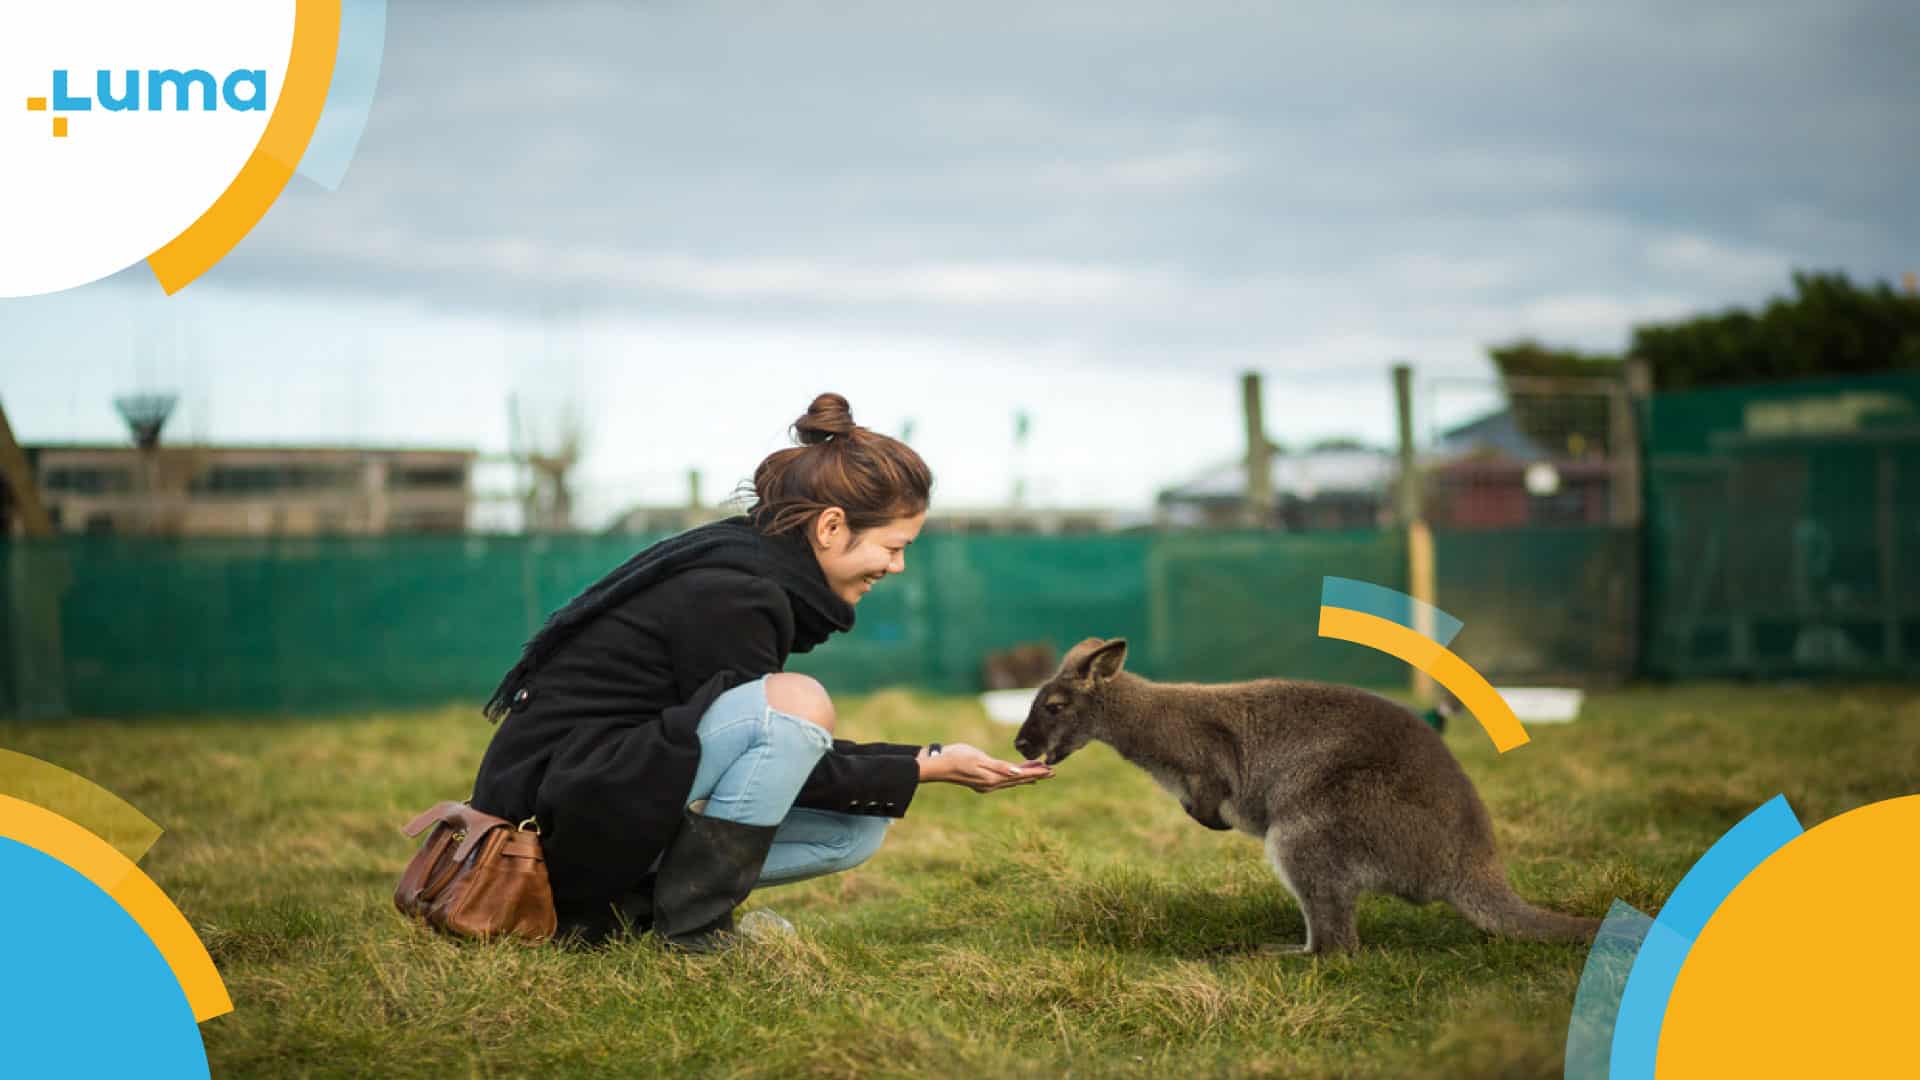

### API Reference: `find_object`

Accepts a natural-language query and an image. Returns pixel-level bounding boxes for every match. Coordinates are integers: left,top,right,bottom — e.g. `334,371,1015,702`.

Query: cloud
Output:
1034,148,1248,193
8,0,1915,519
1644,234,1794,292
208,0,1910,347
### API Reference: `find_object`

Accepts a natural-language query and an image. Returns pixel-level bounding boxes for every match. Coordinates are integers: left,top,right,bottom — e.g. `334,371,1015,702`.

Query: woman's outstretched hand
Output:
918,743,1054,793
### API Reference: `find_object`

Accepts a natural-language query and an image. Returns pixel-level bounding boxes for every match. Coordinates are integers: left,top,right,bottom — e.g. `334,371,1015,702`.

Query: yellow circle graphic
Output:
1659,794,1920,1076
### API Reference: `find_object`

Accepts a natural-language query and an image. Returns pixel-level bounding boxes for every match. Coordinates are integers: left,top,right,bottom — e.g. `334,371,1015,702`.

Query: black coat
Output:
469,520,922,908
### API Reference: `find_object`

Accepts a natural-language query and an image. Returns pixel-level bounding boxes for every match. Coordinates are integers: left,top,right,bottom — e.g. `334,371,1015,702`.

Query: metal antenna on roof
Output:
114,393,177,450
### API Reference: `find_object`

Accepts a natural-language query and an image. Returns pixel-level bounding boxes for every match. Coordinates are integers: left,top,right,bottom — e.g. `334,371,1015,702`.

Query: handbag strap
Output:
402,801,534,865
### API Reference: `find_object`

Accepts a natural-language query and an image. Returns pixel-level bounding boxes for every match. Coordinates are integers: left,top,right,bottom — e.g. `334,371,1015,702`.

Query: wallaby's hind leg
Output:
1261,825,1361,955
1308,889,1360,953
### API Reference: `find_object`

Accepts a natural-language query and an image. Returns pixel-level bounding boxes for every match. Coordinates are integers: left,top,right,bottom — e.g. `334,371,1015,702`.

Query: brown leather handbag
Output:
394,801,557,943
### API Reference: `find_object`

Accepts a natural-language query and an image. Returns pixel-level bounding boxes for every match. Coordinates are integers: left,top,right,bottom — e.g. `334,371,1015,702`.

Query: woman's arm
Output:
793,742,1053,816
829,739,926,758
914,743,1052,792
792,750,921,816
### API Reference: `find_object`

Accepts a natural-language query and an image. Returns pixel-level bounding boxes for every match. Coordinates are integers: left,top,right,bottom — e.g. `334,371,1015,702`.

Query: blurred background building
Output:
24,443,474,536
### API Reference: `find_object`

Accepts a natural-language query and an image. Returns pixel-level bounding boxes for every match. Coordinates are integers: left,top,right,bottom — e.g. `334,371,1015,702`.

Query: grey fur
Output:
1013,637,1601,954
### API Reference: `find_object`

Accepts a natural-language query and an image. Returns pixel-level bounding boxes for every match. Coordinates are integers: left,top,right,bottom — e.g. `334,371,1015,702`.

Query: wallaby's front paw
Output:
1183,802,1231,831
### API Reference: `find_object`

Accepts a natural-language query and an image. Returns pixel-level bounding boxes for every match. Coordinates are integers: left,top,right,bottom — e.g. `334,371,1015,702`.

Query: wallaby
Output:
1012,637,1600,954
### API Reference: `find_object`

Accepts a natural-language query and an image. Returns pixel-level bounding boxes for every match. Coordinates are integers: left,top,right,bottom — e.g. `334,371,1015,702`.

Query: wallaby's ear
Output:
1061,636,1114,681
1086,638,1128,681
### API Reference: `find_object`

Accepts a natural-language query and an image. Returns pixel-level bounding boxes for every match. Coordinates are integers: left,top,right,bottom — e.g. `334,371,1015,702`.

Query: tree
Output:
1487,341,1620,458
1305,436,1373,452
1483,273,1920,455
1630,271,1920,391
1487,341,1622,381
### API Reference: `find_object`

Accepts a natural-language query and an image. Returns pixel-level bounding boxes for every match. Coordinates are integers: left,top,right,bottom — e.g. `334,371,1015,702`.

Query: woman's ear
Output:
812,506,848,549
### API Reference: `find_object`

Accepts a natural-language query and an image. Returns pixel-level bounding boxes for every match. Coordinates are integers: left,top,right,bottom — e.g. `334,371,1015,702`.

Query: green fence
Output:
1434,526,1639,684
0,530,1425,719
24,365,1912,722
1644,373,1920,678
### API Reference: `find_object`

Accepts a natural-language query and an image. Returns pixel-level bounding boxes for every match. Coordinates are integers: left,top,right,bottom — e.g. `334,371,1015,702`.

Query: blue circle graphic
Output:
0,836,210,1078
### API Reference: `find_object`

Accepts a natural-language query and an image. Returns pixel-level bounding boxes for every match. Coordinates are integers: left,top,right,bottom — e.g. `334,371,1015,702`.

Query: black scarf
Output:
483,516,854,721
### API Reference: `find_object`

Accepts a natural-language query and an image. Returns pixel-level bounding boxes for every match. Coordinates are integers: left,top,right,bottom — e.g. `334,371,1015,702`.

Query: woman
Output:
470,393,1050,950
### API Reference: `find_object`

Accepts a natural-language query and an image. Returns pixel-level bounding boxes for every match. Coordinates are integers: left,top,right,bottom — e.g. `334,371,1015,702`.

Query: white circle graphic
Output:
0,1,295,297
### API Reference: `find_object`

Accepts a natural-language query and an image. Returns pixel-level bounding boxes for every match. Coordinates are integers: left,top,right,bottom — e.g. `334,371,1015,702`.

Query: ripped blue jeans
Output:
659,674,890,886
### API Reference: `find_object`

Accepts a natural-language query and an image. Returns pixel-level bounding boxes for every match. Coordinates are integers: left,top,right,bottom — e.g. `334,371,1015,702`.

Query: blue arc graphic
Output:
1564,794,1806,1080
1319,577,1464,645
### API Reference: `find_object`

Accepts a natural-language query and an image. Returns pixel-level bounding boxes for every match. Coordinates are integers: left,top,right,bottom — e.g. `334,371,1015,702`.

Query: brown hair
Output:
746,393,933,538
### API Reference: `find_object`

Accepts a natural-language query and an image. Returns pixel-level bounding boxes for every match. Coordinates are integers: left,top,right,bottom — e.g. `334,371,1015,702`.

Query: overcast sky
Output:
4,0,1915,521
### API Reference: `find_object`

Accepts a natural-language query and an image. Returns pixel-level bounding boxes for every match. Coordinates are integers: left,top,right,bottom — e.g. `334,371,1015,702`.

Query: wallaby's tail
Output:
1452,875,1601,943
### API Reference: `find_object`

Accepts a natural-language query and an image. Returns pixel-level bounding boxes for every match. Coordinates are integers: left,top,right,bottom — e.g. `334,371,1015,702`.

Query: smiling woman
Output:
462,392,1053,951
749,393,929,603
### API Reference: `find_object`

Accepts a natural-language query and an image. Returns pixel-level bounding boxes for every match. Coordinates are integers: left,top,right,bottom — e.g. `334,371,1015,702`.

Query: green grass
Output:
6,684,1919,1078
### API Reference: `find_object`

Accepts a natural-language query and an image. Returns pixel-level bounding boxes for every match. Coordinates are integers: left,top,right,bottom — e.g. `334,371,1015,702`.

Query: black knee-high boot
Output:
652,803,779,953
552,878,657,948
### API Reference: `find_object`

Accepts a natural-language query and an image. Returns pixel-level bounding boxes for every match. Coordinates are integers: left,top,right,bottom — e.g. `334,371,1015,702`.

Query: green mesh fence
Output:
1,529,1445,720
1432,527,1639,684
0,534,679,719
1142,530,1407,685
27,371,1908,719
1644,373,1920,678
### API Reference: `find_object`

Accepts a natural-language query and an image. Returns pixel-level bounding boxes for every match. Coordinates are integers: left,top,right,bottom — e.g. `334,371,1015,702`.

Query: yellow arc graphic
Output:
146,0,342,294
1317,606,1530,752
0,749,163,863
0,795,233,1023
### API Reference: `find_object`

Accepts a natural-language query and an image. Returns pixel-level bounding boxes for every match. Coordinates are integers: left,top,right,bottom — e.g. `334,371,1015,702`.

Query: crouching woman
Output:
469,393,1049,950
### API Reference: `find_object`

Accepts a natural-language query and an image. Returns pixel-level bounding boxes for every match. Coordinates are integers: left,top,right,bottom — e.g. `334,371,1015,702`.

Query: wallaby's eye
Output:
1045,701,1064,714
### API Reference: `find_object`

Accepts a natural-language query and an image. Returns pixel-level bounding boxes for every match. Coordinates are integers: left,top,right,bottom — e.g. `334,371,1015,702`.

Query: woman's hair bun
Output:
748,390,932,536
793,392,857,446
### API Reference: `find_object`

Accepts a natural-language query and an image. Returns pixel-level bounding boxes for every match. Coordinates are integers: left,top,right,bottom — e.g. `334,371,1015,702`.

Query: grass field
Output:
6,683,1919,1078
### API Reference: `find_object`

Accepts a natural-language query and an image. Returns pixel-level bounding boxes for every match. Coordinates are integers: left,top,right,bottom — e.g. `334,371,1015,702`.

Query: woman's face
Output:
809,509,927,605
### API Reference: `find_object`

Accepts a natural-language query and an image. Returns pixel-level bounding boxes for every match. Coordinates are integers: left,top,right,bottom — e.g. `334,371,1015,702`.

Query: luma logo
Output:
24,68,269,138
